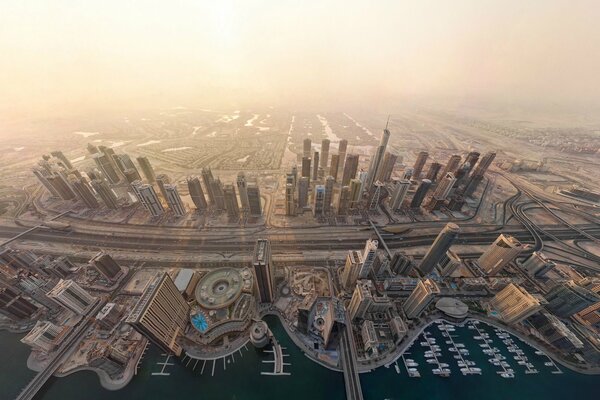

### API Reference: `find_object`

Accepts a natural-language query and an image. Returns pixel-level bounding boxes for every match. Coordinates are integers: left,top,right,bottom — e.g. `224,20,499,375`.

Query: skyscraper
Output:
464,151,497,196
131,180,164,217
349,178,362,209
348,280,375,321
247,183,262,216
164,183,186,217
364,126,390,191
126,273,189,356
320,139,330,169
358,239,378,279
521,251,556,277
376,152,398,183
91,179,119,209
46,173,77,200
89,252,123,282
341,154,359,186
47,279,97,315
338,139,348,174
136,156,156,183
323,176,335,213
341,250,363,291
312,151,320,181
337,185,350,215
478,234,525,275
69,175,100,209
313,185,325,216
50,150,73,169
418,223,460,275
432,172,456,201
436,250,462,277
0,286,40,320
252,239,275,303
33,167,61,197
412,151,429,180
403,279,440,319
488,283,541,324
21,321,64,353
329,154,340,181
210,178,225,211
390,179,410,211
441,154,461,177
285,183,295,216
237,172,250,210
297,177,309,209
410,179,432,208
303,138,312,158
301,156,311,185
201,167,216,205
187,176,208,211
155,174,171,201
223,184,240,219
390,252,414,275
92,152,121,184
425,162,442,182
545,281,600,318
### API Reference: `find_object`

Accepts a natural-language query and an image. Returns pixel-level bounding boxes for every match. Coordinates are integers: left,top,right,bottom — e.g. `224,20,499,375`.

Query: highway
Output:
339,311,363,400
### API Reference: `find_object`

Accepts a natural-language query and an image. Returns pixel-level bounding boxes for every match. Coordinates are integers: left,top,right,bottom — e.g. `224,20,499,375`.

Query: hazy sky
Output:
1,0,600,116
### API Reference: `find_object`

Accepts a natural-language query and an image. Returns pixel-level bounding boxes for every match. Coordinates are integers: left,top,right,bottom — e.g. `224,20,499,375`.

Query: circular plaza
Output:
195,268,244,310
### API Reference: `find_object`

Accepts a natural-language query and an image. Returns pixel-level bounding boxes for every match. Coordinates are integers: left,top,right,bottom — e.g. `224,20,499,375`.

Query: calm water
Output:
1,317,599,400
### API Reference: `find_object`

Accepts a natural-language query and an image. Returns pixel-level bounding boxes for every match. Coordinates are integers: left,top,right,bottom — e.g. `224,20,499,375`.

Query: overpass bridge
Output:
339,312,363,400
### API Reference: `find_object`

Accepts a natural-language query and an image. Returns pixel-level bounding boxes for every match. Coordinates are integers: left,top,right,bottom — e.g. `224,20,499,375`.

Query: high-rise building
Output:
425,162,442,182
347,280,393,321
247,183,262,216
341,250,363,291
69,175,100,209
297,177,309,209
0,285,40,320
201,167,216,205
313,185,325,217
390,179,410,211
471,151,496,178
210,178,225,211
237,172,250,210
478,234,525,275
441,154,461,177
338,139,348,173
341,154,359,186
376,152,398,183
329,154,340,181
358,239,378,279
223,184,240,219
126,273,189,356
436,250,462,277
164,183,186,217
33,167,61,197
488,283,541,324
301,157,311,185
46,173,77,200
131,181,164,217
545,281,600,318
320,139,330,169
349,178,362,209
21,321,65,353
390,252,414,275
412,151,429,180
89,252,123,282
323,176,334,213
252,239,275,303
521,252,556,277
155,174,171,201
91,179,119,209
303,138,312,158
337,185,351,215
47,279,97,315
312,151,320,181
432,172,456,201
418,223,460,275
187,176,208,211
410,179,432,208
136,157,156,183
50,151,73,169
364,127,390,191
92,153,121,184
403,279,440,319
285,183,296,216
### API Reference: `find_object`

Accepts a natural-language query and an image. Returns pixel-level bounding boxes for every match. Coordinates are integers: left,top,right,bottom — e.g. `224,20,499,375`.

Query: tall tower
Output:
338,139,348,174
187,176,208,211
376,152,398,183
488,284,540,324
410,179,432,208
89,252,123,282
441,154,461,177
313,185,325,217
312,151,320,181
478,234,524,275
297,177,309,209
425,162,442,182
47,279,97,315
303,138,312,158
323,176,335,213
329,154,340,181
337,185,351,215
341,154,359,186
91,179,119,209
432,172,456,201
136,156,157,183
131,180,164,217
364,125,391,192
247,183,262,216
403,279,440,319
155,174,171,201
301,157,312,185
126,273,189,356
341,250,363,290
69,175,100,209
164,183,186,217
349,179,362,209
285,183,296,216
201,167,216,205
390,179,410,211
237,172,250,210
418,223,460,275
320,139,330,169
358,239,378,278
253,239,275,303
412,151,429,180
223,184,240,219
